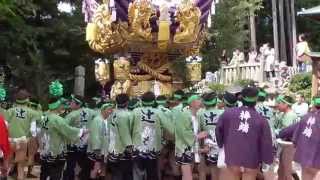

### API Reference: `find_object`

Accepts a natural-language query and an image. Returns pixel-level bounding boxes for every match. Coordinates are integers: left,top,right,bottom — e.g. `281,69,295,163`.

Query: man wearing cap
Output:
131,92,172,180
87,102,114,180
278,96,320,180
38,97,86,180
5,89,41,180
274,95,299,180
107,94,133,180
197,92,223,180
216,87,273,180
64,95,98,180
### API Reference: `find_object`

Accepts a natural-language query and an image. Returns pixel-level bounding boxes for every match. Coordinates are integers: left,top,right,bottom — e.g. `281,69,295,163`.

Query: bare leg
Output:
315,171,320,180
17,162,25,180
209,166,218,180
263,170,277,180
263,161,278,180
219,166,241,180
279,146,295,180
302,168,319,180
181,164,193,180
198,156,207,180
242,168,258,180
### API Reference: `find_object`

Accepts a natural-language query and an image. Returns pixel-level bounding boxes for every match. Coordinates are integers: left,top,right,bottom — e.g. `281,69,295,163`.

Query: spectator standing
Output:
292,94,309,118
220,49,229,65
248,48,258,64
229,49,245,66
296,34,311,73
264,47,276,81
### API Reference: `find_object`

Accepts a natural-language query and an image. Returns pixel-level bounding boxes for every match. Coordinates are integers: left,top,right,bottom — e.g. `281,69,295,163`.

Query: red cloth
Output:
0,115,10,159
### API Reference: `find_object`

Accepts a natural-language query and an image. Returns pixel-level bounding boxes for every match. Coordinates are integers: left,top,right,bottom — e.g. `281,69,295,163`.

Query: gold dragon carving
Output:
174,4,201,44
88,4,128,54
128,0,153,42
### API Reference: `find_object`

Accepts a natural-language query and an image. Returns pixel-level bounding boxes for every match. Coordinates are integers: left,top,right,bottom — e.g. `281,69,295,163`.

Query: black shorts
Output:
205,155,218,165
175,153,194,165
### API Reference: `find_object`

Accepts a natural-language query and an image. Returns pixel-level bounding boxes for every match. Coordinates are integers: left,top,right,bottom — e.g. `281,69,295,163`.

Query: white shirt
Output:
292,102,309,117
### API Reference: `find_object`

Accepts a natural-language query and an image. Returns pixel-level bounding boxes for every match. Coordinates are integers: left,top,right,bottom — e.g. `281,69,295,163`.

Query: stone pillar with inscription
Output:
74,65,86,97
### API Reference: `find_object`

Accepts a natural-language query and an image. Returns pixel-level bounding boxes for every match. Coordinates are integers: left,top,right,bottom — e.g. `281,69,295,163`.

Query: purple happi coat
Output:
292,110,320,169
216,106,274,169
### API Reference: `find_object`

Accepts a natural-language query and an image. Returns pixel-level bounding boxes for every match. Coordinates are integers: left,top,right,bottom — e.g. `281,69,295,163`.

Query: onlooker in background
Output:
229,49,245,66
292,94,309,118
296,34,311,73
248,47,258,64
220,49,229,66
257,44,268,63
264,46,276,82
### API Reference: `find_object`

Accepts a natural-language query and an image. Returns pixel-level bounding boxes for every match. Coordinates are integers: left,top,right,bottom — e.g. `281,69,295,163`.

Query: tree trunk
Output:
278,0,287,62
271,0,279,62
285,0,293,65
249,10,257,51
291,0,297,67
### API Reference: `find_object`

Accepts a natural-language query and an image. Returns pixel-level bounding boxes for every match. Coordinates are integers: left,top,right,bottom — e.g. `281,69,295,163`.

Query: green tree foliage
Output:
208,83,226,94
0,0,99,102
288,73,312,101
201,0,262,74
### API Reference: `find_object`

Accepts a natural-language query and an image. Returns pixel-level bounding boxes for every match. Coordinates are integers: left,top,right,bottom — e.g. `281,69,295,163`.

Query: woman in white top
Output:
264,47,276,81
248,48,258,64
296,34,311,73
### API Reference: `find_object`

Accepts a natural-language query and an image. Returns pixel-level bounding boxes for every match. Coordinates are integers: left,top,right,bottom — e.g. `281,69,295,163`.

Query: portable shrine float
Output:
84,0,215,98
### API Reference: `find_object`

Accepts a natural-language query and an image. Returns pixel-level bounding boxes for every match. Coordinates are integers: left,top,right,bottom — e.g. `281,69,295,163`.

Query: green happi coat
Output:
0,107,7,118
87,114,105,155
65,108,98,146
256,103,277,146
131,106,173,155
39,112,81,157
171,105,196,157
198,108,224,158
108,109,132,155
274,110,299,134
6,104,41,138
157,105,173,142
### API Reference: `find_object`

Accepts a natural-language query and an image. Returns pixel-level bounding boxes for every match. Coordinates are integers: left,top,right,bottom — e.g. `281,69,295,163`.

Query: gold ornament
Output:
88,4,128,54
95,58,110,86
128,0,153,42
129,81,153,97
186,62,202,81
86,23,97,41
129,53,172,82
114,57,130,80
174,5,201,44
129,80,173,97
110,80,131,99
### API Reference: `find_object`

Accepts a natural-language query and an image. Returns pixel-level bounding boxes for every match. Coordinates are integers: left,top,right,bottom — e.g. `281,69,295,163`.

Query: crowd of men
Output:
0,85,320,180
